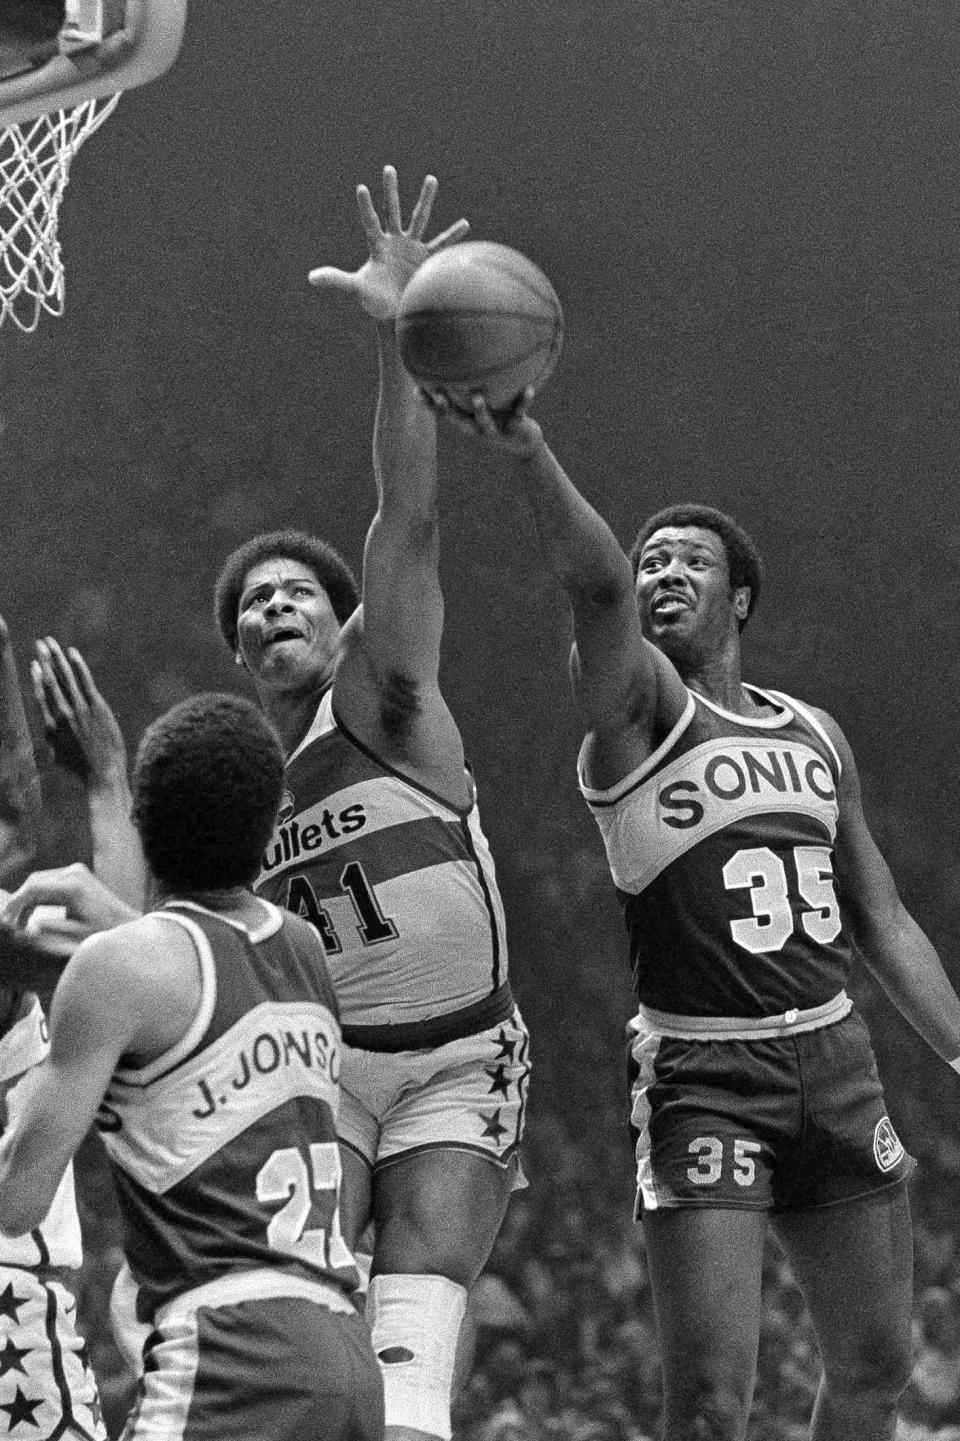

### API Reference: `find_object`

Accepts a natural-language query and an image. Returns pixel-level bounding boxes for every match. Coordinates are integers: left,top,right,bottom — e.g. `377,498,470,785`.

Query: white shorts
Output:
338,1007,530,1177
0,1265,106,1440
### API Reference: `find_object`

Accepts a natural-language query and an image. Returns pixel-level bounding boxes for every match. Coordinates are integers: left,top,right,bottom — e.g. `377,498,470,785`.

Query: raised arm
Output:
827,715,960,1066
431,395,689,784
32,638,146,910
0,617,40,888
308,168,472,791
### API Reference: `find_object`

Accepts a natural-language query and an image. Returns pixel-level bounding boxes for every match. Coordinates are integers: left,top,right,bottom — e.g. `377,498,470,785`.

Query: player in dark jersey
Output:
429,396,960,1441
212,169,530,1441
0,691,383,1441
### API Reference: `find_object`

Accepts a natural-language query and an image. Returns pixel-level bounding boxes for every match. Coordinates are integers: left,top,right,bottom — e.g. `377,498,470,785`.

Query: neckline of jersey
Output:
160,897,283,942
692,683,793,729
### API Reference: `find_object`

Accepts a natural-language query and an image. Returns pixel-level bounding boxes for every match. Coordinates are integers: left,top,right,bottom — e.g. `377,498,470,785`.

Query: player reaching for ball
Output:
430,391,960,1441
212,168,530,1441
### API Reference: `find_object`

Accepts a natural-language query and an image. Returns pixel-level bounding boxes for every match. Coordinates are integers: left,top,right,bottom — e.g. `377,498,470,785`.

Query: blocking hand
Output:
309,164,469,321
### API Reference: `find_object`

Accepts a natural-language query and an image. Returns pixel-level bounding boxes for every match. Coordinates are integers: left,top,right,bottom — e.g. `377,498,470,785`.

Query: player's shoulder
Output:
764,687,856,776
68,912,196,993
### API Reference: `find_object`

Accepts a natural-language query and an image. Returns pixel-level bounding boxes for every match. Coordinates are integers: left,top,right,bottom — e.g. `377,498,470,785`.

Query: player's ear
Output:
734,587,751,622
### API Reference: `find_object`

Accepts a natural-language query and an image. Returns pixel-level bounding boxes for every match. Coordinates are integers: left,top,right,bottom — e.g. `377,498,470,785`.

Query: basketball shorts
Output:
338,1006,530,1178
627,995,915,1216
121,1271,382,1441
0,1264,106,1440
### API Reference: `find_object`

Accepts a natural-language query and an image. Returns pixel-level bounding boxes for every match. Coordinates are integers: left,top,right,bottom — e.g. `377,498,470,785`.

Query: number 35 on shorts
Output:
687,1136,762,1187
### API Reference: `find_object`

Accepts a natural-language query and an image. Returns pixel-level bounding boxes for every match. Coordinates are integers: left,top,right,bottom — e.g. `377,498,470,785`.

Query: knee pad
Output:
365,1273,467,1440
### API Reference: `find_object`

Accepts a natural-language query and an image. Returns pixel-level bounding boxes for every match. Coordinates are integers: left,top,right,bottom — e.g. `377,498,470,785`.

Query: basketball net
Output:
0,96,120,333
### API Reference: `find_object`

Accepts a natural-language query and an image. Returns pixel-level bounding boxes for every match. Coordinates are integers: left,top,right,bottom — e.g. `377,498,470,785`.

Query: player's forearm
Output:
88,780,147,913
374,321,439,520
513,439,635,607
857,910,960,1065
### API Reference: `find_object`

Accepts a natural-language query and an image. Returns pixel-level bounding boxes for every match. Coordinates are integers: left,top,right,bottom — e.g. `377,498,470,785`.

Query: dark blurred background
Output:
3,3,960,1437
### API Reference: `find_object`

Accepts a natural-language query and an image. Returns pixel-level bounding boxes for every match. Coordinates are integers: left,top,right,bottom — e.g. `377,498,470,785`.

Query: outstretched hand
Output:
32,638,128,786
421,386,544,459
308,165,469,321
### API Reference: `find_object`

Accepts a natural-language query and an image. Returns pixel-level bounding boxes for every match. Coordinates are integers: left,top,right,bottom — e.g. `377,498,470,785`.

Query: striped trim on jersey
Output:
579,685,841,895
257,691,511,1044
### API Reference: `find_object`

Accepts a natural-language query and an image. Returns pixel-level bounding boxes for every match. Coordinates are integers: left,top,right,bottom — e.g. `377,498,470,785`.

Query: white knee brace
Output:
365,1273,468,1440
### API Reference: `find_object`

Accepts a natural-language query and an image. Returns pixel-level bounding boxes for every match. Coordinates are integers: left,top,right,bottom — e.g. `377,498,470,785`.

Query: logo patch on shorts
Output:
873,1116,904,1172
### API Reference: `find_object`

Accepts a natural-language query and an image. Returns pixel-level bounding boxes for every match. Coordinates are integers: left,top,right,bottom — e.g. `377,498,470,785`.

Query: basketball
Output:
397,241,563,411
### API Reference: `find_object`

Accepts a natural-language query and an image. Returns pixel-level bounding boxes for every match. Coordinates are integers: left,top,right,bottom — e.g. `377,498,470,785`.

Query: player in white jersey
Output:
0,615,106,1441
212,169,530,1441
0,691,383,1441
431,391,960,1441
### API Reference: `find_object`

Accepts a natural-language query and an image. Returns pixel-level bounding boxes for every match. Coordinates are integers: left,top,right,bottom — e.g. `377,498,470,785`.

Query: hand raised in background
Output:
32,637,128,786
308,164,469,321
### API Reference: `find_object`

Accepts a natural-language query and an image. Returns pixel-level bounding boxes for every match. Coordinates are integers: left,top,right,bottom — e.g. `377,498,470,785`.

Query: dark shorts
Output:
627,1005,915,1216
122,1285,383,1441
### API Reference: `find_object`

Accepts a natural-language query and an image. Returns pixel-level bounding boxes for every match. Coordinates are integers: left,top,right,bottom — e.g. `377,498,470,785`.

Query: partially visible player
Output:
0,614,106,1441
432,394,960,1441
0,691,383,1441
214,167,530,1441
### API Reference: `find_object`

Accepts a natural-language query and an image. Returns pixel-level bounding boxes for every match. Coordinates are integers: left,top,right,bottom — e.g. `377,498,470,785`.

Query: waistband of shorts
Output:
155,1268,358,1325
341,981,516,1052
630,989,852,1042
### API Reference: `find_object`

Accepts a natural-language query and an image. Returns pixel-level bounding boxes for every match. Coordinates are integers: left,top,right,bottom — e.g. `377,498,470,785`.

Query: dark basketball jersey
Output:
98,901,359,1317
255,690,513,1050
579,685,853,1017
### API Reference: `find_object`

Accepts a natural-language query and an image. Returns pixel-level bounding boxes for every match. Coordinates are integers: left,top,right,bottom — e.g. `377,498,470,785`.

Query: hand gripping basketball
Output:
423,386,544,460
308,165,470,322
396,241,564,412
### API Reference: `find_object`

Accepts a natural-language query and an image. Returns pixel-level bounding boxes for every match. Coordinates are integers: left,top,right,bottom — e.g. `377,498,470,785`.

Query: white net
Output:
0,95,120,333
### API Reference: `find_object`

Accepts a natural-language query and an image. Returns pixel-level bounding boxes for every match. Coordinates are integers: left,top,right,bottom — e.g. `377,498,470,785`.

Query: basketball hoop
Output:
0,95,120,333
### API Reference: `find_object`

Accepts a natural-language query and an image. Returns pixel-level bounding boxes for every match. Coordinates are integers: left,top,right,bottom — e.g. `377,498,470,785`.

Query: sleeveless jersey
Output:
255,690,512,1050
579,685,853,1017
0,993,82,1268
98,901,359,1317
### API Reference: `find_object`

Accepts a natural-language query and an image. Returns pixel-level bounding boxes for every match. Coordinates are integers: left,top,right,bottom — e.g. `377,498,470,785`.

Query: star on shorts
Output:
0,1336,30,1377
481,1108,509,1143
0,1386,42,1430
493,1028,518,1062
485,1063,512,1098
0,1283,27,1325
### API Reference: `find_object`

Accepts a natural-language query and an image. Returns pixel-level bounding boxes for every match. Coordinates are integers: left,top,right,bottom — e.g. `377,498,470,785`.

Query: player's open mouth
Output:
264,628,304,647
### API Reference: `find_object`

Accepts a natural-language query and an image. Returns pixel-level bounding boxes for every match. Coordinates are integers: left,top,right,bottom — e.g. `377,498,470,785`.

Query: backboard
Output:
0,0,187,126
